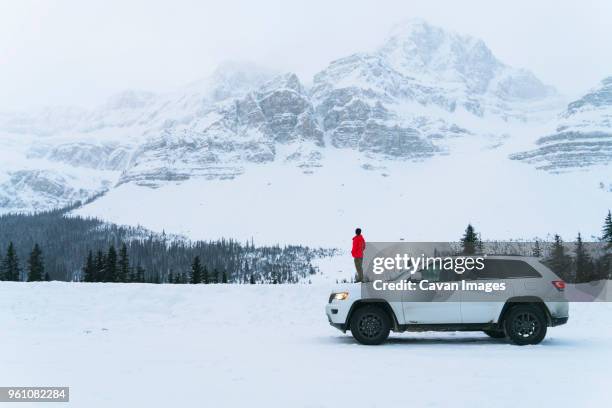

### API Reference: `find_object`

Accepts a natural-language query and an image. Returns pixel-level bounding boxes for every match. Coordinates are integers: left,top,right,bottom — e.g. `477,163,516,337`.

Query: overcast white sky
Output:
1,0,611,111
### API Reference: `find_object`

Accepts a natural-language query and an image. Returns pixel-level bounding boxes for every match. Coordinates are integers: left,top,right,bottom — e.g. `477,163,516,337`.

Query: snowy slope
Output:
0,132,118,210
73,131,610,248
1,281,610,408
511,76,612,170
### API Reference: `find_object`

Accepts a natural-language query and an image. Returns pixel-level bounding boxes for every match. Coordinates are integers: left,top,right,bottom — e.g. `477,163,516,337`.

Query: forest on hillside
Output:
0,205,336,283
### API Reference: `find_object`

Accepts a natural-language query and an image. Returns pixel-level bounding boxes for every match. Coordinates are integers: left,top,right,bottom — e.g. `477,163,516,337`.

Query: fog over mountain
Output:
0,20,609,245
511,77,612,170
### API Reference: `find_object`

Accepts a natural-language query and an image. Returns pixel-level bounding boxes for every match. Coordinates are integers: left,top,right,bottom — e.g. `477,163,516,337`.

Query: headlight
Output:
329,291,349,303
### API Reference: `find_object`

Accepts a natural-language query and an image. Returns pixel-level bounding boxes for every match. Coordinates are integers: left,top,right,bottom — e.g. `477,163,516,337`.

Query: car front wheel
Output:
350,305,391,345
504,305,547,345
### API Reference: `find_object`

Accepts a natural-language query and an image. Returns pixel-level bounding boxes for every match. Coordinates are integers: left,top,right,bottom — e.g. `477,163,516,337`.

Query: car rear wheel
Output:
483,329,506,339
350,305,391,345
503,305,547,345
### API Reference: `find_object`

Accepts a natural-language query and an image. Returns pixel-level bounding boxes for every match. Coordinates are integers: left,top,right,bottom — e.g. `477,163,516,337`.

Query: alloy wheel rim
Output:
359,313,383,338
512,312,540,339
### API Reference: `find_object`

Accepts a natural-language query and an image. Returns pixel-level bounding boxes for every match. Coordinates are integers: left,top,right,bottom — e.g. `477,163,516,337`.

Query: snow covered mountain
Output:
0,20,609,245
308,19,561,161
510,76,612,170
120,72,324,186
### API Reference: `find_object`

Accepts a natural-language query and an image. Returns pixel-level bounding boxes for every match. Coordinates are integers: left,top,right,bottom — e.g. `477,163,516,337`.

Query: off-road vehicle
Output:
325,256,568,345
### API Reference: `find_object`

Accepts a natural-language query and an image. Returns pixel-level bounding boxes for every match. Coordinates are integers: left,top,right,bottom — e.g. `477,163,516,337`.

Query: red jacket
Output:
351,235,366,258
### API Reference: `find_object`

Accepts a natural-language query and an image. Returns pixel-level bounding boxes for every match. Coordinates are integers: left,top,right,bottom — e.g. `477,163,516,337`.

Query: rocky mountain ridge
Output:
510,77,612,171
0,20,608,214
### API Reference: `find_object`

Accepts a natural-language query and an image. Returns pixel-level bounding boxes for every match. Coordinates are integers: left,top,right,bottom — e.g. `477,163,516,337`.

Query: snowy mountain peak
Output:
257,73,304,95
384,19,492,63
103,90,157,111
380,20,553,100
193,61,277,102
381,20,498,89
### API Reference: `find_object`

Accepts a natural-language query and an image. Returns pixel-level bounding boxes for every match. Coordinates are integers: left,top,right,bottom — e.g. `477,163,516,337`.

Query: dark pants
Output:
354,257,363,282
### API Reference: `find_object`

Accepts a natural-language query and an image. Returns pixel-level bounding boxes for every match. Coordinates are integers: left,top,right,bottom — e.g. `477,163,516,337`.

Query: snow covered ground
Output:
2,282,610,408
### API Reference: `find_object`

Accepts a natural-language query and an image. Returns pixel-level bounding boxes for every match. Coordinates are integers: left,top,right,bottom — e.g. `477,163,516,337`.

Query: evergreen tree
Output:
1,242,20,281
94,251,106,282
136,265,145,282
476,235,484,254
202,265,209,284
151,271,161,284
532,240,542,257
117,243,130,283
83,251,96,282
545,234,573,282
575,233,593,283
460,224,479,255
602,210,612,247
27,244,44,282
552,234,564,259
190,256,202,284
600,210,612,279
105,245,118,282
128,267,137,283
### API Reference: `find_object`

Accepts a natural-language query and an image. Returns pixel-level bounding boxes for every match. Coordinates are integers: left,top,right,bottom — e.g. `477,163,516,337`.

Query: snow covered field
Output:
2,282,610,408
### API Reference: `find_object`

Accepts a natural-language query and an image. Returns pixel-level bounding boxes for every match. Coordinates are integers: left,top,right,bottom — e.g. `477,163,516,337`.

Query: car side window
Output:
503,260,542,278
419,265,457,282
473,260,542,280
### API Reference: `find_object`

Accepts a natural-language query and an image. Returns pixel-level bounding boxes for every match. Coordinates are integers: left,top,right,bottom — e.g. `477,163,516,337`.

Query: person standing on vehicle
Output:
352,228,366,282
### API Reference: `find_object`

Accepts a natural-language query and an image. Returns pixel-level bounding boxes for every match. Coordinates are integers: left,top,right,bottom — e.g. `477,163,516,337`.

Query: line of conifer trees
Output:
0,207,329,283
78,245,301,284
79,246,234,284
0,242,50,282
82,243,146,283
459,210,612,282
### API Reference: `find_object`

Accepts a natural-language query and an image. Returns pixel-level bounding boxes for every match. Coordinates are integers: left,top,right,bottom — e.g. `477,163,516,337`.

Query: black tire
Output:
483,329,506,339
503,305,547,345
349,305,391,345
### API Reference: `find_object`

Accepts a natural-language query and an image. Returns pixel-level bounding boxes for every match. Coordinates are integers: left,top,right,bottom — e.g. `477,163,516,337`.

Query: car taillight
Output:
552,280,566,291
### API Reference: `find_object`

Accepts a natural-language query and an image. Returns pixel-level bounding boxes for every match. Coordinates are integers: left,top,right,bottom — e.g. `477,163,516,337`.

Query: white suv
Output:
325,256,569,345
